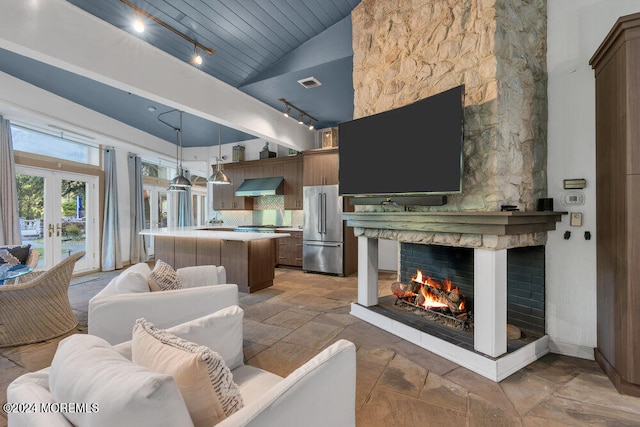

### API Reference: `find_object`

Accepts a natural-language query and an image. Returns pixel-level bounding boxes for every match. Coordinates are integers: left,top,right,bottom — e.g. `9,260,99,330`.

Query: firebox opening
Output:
398,243,545,339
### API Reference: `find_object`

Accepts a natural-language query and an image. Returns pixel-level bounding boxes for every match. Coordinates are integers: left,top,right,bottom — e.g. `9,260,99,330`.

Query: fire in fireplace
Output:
391,269,473,331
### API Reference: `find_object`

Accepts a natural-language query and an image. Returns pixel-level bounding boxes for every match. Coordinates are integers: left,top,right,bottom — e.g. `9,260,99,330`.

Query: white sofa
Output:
7,306,356,427
89,263,238,345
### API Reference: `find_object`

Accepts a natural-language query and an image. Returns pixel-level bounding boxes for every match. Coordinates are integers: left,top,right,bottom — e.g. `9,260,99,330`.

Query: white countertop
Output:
140,227,290,241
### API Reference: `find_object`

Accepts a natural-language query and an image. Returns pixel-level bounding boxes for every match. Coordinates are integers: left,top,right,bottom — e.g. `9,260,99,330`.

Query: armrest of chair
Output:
88,284,238,345
218,339,356,427
7,368,73,427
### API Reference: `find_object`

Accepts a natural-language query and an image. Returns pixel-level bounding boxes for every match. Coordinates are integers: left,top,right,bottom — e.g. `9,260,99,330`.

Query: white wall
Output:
546,0,639,358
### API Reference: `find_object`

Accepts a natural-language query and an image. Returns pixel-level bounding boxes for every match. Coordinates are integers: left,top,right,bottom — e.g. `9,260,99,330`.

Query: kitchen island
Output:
140,228,290,293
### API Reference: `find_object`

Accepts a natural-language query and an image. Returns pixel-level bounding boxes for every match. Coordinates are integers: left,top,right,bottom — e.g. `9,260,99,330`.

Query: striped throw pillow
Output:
147,259,183,291
132,318,244,427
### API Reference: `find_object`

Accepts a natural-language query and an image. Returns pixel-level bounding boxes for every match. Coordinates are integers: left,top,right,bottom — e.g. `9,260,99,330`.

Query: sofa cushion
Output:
132,318,244,427
0,244,31,265
115,270,150,294
148,260,183,292
49,334,192,427
166,305,244,370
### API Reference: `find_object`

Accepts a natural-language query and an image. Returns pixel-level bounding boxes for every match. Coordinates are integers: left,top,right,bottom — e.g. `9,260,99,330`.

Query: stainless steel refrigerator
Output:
303,185,344,275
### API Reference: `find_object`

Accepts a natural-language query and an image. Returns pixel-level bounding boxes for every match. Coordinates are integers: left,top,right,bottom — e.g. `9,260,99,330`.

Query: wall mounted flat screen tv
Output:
338,85,464,197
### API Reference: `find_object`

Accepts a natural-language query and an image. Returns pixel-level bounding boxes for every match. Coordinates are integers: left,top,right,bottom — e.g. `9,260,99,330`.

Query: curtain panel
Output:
101,148,122,271
128,153,147,263
0,117,20,245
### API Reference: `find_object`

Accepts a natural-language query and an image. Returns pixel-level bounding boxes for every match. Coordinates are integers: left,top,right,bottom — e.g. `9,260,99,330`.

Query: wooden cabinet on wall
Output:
303,147,338,186
275,230,303,267
283,156,303,209
590,12,640,397
211,155,303,211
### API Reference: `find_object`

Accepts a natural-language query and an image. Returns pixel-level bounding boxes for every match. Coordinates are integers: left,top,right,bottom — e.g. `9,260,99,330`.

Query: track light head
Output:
133,14,145,33
298,114,304,125
192,44,203,65
283,105,291,117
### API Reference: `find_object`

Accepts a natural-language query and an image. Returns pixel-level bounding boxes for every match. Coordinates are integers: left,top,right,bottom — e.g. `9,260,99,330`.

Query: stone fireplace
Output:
345,0,551,381
343,212,562,381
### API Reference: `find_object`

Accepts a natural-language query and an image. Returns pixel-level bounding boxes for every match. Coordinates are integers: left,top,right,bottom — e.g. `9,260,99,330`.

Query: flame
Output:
413,270,424,283
419,284,448,309
458,300,465,311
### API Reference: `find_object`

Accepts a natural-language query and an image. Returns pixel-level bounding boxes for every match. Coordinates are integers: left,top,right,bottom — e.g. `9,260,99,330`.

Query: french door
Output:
16,166,99,273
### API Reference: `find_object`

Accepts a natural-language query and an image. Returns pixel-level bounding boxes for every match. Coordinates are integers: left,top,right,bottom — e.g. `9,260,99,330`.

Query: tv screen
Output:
338,85,464,197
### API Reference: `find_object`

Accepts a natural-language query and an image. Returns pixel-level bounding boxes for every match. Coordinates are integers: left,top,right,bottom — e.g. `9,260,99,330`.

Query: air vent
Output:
297,77,322,89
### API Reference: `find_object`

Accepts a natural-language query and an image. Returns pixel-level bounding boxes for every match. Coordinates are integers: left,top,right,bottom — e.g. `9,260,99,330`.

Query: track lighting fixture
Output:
192,44,203,65
133,13,145,33
120,0,215,65
279,98,317,131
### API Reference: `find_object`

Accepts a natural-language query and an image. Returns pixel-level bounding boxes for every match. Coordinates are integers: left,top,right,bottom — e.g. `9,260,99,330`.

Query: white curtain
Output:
101,148,123,271
168,170,193,228
0,117,20,245
128,153,147,263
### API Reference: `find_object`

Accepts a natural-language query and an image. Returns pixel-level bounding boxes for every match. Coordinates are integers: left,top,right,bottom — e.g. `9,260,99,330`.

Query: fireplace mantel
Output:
343,211,566,250
343,211,565,235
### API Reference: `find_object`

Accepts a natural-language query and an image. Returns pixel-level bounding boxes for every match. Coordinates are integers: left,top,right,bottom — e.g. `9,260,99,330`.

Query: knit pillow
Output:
132,319,244,427
147,260,183,291
0,244,31,265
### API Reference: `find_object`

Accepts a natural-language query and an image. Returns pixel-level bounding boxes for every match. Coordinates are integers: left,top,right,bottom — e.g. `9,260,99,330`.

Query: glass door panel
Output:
16,166,98,273
16,174,45,269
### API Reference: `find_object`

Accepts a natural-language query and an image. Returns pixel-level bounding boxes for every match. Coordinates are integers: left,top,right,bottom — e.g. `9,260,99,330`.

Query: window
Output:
11,124,101,165
142,160,176,181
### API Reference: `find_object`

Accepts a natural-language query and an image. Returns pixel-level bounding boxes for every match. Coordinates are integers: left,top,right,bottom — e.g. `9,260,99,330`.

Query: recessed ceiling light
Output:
147,106,157,112
297,77,322,89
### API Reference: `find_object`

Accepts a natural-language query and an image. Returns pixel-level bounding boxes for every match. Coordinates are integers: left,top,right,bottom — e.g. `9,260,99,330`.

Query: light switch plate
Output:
570,212,583,227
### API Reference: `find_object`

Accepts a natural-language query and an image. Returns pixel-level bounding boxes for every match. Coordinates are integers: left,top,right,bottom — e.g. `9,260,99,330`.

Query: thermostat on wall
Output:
561,191,585,206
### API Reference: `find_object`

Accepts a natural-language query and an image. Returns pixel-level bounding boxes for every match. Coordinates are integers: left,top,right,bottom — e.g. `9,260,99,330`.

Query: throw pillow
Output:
165,305,244,370
132,318,244,427
147,259,183,292
49,334,192,427
0,244,31,265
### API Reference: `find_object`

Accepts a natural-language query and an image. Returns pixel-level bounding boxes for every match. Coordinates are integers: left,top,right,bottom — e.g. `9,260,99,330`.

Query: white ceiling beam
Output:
0,0,315,151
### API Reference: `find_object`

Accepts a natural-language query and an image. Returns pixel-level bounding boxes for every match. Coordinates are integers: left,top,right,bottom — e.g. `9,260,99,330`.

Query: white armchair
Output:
8,306,357,427
88,263,237,345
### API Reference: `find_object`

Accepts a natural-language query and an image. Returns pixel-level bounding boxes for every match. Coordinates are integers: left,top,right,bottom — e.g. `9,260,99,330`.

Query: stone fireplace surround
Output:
343,211,564,382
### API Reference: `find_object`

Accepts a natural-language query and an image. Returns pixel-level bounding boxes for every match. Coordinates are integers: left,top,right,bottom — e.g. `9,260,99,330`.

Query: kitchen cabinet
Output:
212,156,303,211
283,156,303,209
229,167,254,210
590,12,640,397
303,147,338,186
276,230,302,267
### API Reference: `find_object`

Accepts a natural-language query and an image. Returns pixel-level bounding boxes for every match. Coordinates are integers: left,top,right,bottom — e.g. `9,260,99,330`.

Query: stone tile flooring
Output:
2,266,640,426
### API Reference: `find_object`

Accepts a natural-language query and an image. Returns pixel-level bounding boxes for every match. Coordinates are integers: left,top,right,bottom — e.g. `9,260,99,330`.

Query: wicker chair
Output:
0,251,85,348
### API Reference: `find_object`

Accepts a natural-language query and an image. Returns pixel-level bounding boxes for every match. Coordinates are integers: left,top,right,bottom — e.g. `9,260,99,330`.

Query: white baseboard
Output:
548,340,595,360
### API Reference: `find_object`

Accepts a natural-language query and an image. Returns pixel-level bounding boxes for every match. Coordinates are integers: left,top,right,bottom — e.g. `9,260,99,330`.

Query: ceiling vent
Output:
297,77,322,89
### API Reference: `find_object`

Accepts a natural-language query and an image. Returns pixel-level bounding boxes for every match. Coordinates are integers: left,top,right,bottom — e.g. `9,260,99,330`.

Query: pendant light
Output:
208,124,231,185
168,111,191,191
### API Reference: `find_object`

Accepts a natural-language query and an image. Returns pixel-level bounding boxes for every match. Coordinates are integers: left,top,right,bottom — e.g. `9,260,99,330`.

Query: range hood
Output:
235,177,284,197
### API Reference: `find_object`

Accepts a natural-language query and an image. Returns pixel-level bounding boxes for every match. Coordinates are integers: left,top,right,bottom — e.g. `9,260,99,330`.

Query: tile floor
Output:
2,266,640,426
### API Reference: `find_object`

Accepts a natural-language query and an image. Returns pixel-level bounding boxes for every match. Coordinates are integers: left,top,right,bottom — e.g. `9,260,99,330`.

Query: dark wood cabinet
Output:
590,12,640,397
212,156,303,211
283,156,303,209
303,148,338,186
275,230,303,267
